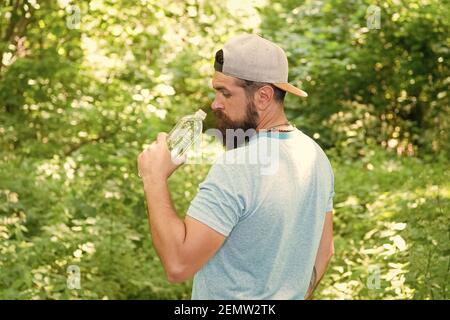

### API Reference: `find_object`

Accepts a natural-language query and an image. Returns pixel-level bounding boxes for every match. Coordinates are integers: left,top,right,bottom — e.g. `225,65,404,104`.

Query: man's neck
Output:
256,108,291,131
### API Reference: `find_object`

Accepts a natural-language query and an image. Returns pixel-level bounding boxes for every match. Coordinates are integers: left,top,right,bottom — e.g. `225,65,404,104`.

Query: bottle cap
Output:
195,109,207,120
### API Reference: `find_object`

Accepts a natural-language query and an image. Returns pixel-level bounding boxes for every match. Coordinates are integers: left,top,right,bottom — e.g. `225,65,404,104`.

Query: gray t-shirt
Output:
187,128,335,299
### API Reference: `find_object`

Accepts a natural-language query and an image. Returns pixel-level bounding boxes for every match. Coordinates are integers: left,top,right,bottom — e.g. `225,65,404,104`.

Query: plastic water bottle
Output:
167,109,207,161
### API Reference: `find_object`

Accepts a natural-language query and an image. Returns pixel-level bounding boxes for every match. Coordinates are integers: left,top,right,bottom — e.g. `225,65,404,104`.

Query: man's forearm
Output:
305,266,317,300
305,255,333,299
143,177,186,274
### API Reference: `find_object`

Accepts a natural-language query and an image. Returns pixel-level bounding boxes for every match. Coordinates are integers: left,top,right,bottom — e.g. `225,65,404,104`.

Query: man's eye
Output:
222,92,231,98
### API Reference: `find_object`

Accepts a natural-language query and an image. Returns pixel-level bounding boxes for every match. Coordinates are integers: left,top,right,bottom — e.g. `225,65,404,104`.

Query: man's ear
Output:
255,85,274,110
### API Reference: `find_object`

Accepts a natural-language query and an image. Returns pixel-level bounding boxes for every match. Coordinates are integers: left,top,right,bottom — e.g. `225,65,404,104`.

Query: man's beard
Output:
212,99,259,150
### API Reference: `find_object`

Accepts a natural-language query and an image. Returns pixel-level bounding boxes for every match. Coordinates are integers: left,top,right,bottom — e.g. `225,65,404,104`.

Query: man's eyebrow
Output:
212,85,231,92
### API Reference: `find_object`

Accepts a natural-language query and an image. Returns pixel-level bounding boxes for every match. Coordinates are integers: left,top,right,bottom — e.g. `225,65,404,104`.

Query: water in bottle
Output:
167,109,207,161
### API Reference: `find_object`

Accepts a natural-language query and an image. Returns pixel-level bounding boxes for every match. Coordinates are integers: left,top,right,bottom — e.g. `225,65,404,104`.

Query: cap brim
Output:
273,83,308,97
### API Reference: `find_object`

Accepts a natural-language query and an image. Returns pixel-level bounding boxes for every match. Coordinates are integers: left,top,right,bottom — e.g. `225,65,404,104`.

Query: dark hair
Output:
234,78,287,105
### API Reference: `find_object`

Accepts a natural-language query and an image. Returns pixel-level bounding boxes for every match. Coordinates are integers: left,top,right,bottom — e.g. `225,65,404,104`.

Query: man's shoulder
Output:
204,146,261,185
298,130,332,162
214,144,257,166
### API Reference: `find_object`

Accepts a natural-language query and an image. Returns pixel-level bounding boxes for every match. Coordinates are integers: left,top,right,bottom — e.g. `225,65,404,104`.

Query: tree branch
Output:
0,0,35,77
3,0,22,43
63,127,121,157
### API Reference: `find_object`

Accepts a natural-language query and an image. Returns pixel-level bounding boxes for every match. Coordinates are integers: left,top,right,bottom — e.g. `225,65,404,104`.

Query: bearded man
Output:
138,34,335,300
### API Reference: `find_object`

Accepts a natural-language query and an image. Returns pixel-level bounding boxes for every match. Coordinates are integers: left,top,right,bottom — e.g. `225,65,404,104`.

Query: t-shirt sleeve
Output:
187,161,245,237
326,190,335,212
326,167,335,213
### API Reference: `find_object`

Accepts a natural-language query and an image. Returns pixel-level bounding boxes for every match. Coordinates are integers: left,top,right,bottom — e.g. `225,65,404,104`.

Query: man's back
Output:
187,128,335,299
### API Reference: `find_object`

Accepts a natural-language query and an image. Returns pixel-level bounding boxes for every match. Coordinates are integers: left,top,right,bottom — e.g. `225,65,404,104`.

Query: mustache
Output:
212,109,227,120
212,109,232,129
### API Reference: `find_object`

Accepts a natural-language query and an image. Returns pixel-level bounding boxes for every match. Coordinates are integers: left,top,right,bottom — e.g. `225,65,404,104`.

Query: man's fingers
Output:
171,153,187,166
157,132,168,143
145,143,156,152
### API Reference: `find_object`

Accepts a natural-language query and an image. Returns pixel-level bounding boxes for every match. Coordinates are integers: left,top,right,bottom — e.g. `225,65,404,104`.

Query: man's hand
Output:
137,132,186,181
138,132,225,283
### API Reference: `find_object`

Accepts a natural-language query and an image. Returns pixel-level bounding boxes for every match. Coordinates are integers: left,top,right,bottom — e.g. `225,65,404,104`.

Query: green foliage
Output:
1,0,448,299
262,0,450,156
315,148,449,299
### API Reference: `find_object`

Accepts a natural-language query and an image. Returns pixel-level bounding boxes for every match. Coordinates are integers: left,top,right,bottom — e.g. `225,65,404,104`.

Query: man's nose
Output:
211,98,224,111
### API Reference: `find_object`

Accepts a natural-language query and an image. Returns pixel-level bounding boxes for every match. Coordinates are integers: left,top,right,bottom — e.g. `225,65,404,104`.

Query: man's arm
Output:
144,178,225,283
138,132,226,283
305,211,335,299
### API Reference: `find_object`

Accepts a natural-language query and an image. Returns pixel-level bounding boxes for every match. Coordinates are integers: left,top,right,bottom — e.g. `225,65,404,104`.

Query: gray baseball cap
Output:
214,34,308,98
